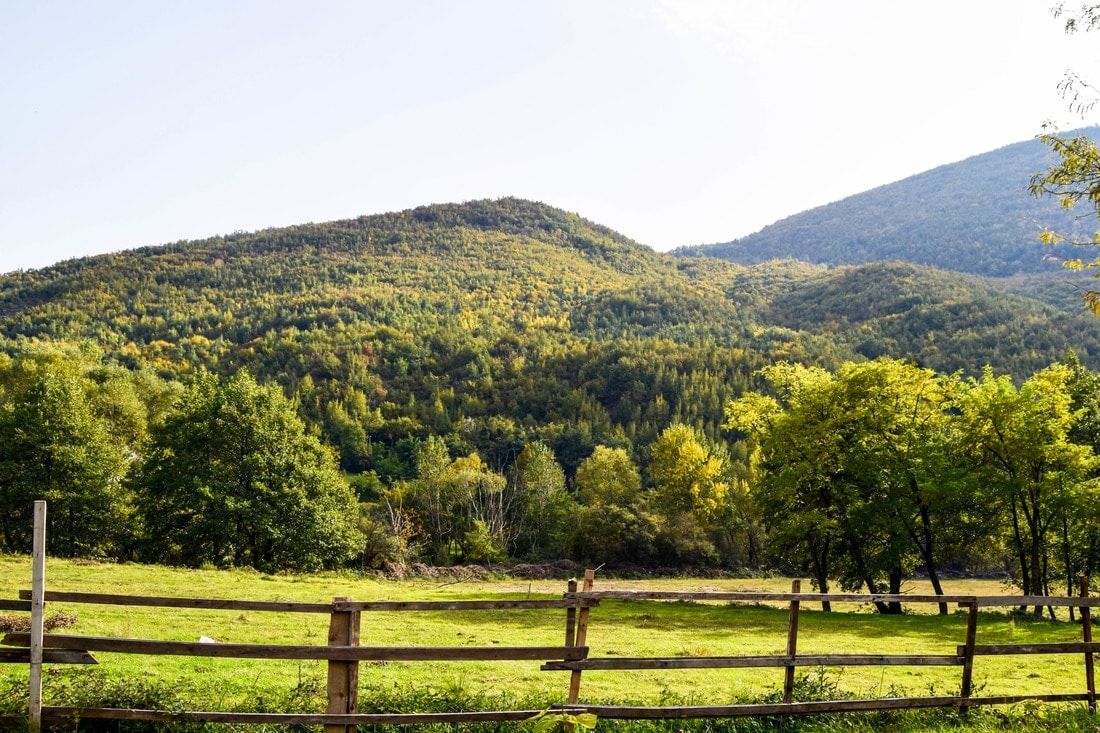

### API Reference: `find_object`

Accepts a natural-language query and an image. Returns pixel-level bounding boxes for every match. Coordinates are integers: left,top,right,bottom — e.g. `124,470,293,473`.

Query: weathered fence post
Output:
565,578,577,648
783,579,801,705
1082,575,1095,714
29,500,46,733
567,569,595,706
959,600,979,710
325,597,360,733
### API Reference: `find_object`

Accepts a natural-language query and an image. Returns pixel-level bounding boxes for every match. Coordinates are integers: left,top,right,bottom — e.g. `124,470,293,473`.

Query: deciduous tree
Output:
138,370,362,572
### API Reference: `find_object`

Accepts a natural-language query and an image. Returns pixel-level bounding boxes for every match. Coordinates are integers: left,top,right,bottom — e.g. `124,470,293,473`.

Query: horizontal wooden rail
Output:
566,590,1100,607
971,595,1100,608
0,648,96,664
543,653,962,671
569,693,1094,719
0,599,31,612
30,589,1100,612
19,590,332,613
331,599,595,611
566,591,979,604
3,632,587,662
35,692,1096,726
40,707,563,725
17,590,593,613
964,641,1100,655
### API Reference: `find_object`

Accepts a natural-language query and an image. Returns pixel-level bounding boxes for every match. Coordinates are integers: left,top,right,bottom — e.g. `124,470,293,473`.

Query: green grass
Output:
0,555,1097,732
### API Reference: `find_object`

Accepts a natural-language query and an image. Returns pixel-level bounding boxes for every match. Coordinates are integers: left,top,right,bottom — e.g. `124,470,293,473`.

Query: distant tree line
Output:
3,340,1100,614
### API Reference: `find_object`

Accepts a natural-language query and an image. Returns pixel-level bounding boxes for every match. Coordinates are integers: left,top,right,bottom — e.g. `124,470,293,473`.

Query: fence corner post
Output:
325,597,360,733
29,500,46,733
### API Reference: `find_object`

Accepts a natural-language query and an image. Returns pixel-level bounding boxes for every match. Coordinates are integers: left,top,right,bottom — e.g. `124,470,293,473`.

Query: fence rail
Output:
3,502,1100,730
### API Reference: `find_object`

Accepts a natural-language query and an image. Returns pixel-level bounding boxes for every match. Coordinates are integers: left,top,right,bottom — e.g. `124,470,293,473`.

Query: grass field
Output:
0,555,1097,731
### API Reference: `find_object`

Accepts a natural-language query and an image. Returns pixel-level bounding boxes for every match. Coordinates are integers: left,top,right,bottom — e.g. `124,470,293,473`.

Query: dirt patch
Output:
0,611,78,633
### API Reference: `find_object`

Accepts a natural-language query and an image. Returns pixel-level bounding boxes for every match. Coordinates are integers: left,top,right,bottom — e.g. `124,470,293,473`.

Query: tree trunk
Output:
912,500,948,615
1009,500,1030,613
808,535,831,612
886,566,904,615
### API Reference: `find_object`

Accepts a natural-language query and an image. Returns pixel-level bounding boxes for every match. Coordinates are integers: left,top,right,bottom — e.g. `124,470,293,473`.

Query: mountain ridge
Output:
675,130,1100,278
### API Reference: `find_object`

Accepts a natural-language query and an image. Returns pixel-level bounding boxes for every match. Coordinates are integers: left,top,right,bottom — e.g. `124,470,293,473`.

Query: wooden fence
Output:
3,502,1100,729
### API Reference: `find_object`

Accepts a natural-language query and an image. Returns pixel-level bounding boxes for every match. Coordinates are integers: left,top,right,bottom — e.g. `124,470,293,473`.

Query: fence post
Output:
565,578,577,648
325,597,360,733
29,500,46,733
783,579,801,705
1082,575,1095,714
567,569,595,705
959,600,979,709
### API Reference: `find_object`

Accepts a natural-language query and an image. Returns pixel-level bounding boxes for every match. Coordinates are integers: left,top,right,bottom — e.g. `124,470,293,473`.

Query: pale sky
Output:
1,1,1096,273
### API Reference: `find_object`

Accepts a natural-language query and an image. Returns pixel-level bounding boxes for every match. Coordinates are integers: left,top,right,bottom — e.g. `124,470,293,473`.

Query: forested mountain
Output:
5,198,1100,580
676,130,1100,279
3,198,1100,464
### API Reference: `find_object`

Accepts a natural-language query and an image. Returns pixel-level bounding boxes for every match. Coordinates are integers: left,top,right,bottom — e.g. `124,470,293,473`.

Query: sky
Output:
1,1,1097,273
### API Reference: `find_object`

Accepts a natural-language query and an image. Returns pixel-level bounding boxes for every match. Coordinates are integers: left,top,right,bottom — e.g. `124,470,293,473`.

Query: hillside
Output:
2,198,1100,482
676,131,1100,279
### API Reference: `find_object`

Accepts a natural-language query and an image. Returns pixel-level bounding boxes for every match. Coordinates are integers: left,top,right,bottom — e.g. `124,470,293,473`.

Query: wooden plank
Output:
0,648,96,664
42,692,1093,726
19,590,332,613
965,641,1100,655
542,654,962,671
332,599,591,611
2,633,587,661
17,591,595,613
41,706,552,725
567,591,978,604
570,693,1092,719
0,599,31,612
566,590,1100,607
970,595,1100,608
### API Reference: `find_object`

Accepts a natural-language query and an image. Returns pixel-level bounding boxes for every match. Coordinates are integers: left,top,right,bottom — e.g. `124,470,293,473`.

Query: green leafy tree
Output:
728,364,848,607
573,445,641,507
727,360,972,613
138,370,362,572
0,344,166,558
648,423,731,527
0,373,130,557
408,436,461,564
1060,352,1100,602
448,452,510,562
647,423,734,566
512,441,574,560
826,359,974,614
954,364,1098,613
570,445,656,564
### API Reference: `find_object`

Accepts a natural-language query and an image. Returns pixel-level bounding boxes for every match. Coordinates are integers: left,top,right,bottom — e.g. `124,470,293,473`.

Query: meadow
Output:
0,555,1097,732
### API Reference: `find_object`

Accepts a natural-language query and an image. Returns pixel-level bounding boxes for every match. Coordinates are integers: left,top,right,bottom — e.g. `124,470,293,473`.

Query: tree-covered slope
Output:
2,198,1100,483
676,131,1100,278
738,260,1100,377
